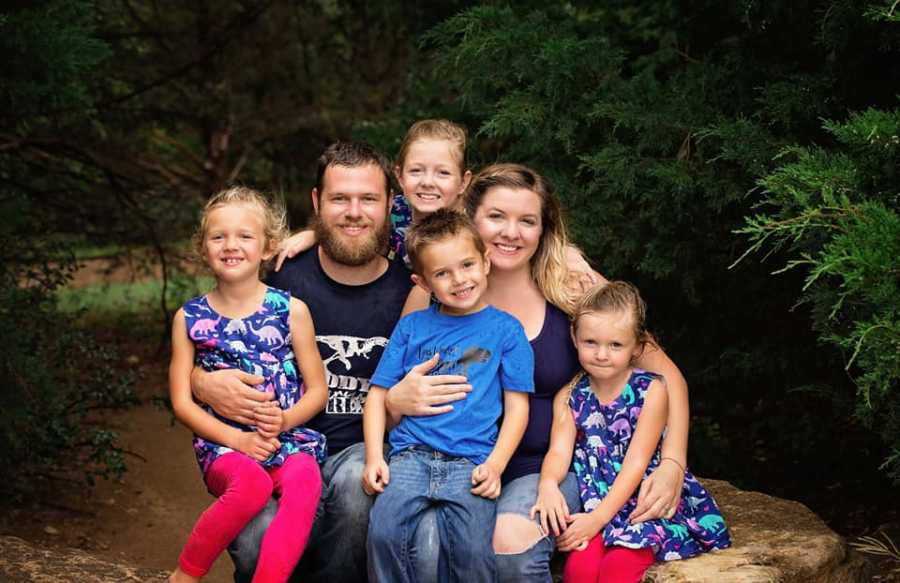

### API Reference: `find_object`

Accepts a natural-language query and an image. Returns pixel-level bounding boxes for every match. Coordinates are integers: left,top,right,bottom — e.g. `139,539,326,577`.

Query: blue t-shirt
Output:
371,304,535,465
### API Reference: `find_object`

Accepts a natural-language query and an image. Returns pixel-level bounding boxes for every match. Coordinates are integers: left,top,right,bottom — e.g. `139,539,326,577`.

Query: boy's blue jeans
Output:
367,446,498,583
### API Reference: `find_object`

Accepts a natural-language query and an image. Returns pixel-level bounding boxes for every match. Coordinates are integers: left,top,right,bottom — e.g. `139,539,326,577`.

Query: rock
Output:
641,479,870,582
41,527,58,536
0,536,167,582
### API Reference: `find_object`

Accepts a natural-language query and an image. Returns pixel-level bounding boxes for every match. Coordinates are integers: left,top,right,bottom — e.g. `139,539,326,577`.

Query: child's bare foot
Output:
168,567,200,583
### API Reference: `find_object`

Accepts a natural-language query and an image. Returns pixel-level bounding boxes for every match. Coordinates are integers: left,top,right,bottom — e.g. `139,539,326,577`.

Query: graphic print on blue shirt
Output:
371,304,534,465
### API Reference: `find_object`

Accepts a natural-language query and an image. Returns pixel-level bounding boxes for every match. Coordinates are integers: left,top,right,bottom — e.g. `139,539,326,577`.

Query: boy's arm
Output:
557,379,668,550
170,310,278,461
362,386,390,494
630,345,688,522
471,390,529,499
280,298,328,430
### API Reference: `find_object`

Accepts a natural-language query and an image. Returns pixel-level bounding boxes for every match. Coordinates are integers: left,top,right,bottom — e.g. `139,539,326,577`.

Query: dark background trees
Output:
2,0,897,535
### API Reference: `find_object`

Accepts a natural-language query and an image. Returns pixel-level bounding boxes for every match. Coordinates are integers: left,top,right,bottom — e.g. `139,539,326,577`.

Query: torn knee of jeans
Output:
493,513,545,555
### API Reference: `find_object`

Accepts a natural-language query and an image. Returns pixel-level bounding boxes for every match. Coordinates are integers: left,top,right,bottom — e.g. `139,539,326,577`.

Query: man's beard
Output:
314,216,390,267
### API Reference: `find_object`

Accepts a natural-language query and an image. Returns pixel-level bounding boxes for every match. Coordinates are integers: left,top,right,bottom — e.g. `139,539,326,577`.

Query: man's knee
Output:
493,513,545,554
228,497,278,581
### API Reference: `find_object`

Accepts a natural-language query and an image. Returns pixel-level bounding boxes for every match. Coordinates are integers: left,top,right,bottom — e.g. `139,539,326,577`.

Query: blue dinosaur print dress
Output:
569,369,731,561
182,286,326,477
388,193,413,267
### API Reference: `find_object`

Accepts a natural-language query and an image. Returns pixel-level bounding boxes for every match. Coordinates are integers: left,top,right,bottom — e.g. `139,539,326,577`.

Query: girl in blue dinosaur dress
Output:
168,187,328,583
533,281,730,583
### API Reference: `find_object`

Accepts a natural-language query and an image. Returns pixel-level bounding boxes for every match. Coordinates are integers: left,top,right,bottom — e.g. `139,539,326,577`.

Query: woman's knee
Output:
493,512,545,554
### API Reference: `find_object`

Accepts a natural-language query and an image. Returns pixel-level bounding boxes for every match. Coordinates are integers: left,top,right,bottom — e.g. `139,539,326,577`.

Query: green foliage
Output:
737,110,900,478
387,1,900,490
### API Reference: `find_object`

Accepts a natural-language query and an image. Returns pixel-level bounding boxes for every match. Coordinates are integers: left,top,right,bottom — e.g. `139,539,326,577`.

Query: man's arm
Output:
190,367,272,425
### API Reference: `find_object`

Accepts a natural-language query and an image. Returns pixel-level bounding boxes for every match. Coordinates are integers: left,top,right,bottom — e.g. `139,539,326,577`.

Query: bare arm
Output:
401,285,430,317
558,379,668,551
171,310,279,461
564,245,607,295
629,344,689,522
471,391,529,499
531,384,578,535
190,366,271,426
383,353,472,424
282,298,328,428
361,386,390,494
274,229,317,271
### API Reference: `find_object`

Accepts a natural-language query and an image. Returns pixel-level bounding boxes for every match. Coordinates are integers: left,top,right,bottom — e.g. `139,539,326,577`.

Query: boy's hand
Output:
530,480,571,536
362,459,390,495
471,461,502,499
254,401,284,438
235,432,281,462
556,512,603,552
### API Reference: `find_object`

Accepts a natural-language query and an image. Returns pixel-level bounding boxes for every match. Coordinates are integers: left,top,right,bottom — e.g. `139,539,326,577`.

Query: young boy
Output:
363,209,533,583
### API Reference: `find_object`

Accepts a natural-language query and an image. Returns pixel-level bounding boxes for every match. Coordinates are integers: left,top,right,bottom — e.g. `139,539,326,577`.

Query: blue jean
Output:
367,447,497,583
411,472,581,583
229,442,372,583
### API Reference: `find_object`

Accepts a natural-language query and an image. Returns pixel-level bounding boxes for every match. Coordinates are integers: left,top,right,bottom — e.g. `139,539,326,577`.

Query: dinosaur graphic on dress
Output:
249,321,285,347
190,316,221,338
223,319,247,335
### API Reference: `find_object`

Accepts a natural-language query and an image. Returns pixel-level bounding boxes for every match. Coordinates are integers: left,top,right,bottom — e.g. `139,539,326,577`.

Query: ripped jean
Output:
413,472,581,583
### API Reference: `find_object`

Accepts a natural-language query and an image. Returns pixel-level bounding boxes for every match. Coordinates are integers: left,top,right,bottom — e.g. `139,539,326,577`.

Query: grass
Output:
56,274,214,316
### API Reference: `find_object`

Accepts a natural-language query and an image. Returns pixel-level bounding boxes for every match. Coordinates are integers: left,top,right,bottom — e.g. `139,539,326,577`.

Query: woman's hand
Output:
191,368,270,425
253,401,284,438
384,353,472,417
629,459,684,523
274,230,316,271
530,479,571,537
235,432,281,462
556,512,603,552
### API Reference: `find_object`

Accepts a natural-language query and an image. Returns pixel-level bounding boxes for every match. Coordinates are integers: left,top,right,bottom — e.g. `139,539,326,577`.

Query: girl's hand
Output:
235,432,281,462
274,230,316,271
530,480,571,537
362,459,390,495
470,461,502,499
253,401,284,438
629,460,684,523
556,512,603,552
384,353,472,417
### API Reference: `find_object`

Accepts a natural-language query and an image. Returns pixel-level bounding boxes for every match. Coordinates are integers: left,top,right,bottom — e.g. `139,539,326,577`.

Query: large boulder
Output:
0,535,168,582
642,479,869,582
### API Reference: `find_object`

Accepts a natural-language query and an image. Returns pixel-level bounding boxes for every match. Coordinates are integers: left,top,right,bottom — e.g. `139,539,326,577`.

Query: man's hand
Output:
629,460,684,523
191,368,271,425
471,461,502,499
384,354,472,417
253,401,284,438
362,459,390,495
234,432,281,462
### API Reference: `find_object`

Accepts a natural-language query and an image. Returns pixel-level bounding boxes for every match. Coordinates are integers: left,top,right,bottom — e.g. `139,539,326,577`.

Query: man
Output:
192,141,413,583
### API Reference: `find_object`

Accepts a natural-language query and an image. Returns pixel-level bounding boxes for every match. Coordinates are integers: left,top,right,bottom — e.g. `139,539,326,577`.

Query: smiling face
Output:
203,203,271,284
313,163,390,266
396,138,471,217
472,186,543,274
573,309,641,389
412,232,490,316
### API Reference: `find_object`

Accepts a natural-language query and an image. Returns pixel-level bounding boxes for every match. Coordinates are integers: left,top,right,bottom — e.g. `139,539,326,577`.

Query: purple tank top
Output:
503,302,580,483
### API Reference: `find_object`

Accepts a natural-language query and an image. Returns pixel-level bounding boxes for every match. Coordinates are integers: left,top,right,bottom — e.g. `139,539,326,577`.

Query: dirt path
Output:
2,367,233,582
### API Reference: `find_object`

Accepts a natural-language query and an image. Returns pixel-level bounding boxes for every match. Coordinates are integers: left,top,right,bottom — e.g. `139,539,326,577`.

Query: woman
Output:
386,163,690,582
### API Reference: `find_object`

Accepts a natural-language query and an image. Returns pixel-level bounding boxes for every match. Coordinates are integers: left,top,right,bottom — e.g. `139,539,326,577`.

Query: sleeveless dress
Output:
182,286,327,476
388,193,413,267
569,369,731,561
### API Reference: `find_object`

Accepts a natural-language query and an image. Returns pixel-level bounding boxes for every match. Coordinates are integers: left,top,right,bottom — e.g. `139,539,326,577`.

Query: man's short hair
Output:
405,208,487,275
315,141,392,198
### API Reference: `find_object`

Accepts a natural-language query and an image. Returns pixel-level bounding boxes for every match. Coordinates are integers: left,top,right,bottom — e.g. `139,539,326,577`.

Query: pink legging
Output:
179,452,321,583
563,535,656,583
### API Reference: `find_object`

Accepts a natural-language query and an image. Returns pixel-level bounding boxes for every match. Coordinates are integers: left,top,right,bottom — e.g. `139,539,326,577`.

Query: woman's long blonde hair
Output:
463,163,575,314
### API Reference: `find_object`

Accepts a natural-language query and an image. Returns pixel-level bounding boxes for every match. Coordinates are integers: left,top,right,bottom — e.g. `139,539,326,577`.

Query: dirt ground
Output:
1,363,234,582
